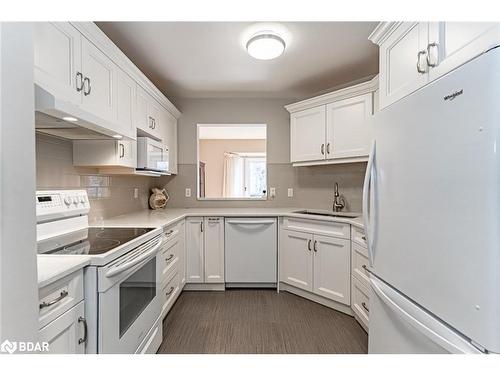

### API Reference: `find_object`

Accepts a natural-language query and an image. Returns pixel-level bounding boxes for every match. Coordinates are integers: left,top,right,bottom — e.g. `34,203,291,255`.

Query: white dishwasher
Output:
224,217,277,288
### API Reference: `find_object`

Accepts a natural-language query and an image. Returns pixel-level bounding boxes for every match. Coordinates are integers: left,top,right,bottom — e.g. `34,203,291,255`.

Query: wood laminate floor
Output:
158,289,368,354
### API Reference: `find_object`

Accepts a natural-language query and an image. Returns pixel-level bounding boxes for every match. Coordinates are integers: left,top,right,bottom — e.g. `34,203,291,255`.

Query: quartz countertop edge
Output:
37,255,91,288
100,208,365,230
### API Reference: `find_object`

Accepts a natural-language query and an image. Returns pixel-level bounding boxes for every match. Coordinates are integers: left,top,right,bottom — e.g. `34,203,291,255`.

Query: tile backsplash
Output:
36,133,158,223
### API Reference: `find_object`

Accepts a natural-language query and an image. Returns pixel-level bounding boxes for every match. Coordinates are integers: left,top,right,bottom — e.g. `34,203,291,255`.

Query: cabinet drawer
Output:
352,226,367,248
283,217,350,239
351,276,369,330
38,270,84,329
159,236,180,285
352,242,370,286
161,272,180,318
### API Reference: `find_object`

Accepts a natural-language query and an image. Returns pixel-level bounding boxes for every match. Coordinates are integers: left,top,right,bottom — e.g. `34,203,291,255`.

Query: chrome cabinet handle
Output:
76,72,84,92
321,144,325,155
39,290,68,309
78,316,88,345
361,235,366,241
362,302,369,313
362,264,370,274
119,143,125,158
166,286,175,297
313,240,318,252
200,222,204,232
416,50,427,74
165,254,174,263
83,77,91,95
165,229,174,237
307,239,311,251
326,143,330,154
426,42,439,67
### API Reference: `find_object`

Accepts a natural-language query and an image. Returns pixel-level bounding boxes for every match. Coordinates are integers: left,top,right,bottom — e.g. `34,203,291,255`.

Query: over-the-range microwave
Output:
136,136,169,174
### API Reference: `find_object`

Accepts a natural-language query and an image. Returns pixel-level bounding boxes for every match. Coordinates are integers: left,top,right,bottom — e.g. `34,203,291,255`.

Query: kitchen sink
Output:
293,209,361,218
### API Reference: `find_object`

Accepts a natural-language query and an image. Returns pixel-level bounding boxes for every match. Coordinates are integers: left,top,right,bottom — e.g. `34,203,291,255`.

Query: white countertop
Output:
37,255,91,288
101,207,365,229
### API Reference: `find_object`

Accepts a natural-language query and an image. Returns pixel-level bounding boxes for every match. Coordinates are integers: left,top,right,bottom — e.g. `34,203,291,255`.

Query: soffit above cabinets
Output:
96,22,379,100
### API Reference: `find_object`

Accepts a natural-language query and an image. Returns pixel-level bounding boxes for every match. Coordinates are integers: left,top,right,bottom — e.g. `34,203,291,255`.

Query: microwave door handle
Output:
105,238,163,278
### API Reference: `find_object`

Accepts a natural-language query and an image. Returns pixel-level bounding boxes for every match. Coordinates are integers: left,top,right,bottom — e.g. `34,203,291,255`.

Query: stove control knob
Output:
72,196,79,205
80,196,86,203
64,196,72,206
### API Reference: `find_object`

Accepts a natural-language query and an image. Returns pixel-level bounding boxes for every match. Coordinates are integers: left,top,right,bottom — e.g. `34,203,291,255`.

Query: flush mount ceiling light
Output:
246,32,286,60
62,116,78,122
112,134,123,139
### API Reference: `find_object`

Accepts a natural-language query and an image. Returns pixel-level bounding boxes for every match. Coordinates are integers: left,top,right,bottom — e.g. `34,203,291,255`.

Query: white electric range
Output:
36,190,163,354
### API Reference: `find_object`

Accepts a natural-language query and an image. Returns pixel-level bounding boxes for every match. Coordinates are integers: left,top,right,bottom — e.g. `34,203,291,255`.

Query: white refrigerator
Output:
364,46,500,354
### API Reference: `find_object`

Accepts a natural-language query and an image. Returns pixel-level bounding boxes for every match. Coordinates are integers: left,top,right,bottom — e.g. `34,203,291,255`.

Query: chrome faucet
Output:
333,182,346,212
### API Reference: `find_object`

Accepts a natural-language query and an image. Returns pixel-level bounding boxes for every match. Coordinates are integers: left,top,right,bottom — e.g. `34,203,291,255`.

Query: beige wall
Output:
199,139,266,198
161,97,367,211
36,134,158,223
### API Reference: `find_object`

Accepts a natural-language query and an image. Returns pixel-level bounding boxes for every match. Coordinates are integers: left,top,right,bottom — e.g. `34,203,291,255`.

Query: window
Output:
197,124,267,200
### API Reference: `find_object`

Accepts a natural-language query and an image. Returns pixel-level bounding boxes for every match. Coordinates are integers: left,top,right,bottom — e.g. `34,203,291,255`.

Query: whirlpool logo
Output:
444,89,463,101
0,339,49,354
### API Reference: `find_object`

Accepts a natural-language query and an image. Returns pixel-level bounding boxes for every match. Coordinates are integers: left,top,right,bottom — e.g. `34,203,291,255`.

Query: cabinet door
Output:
379,22,429,109
148,97,162,140
204,217,224,283
312,234,351,305
115,69,136,139
135,85,150,133
185,217,204,283
38,301,85,354
428,22,500,82
280,230,313,291
34,22,82,105
117,140,137,168
290,105,326,162
326,93,373,159
81,38,116,122
161,108,178,174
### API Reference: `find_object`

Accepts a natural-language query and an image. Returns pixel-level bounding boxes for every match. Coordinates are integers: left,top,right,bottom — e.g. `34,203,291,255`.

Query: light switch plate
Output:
270,187,276,198
133,188,139,199
287,188,294,198
185,188,191,197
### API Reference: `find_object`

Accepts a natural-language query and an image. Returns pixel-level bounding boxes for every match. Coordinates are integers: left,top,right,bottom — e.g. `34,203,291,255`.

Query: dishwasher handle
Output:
225,219,276,225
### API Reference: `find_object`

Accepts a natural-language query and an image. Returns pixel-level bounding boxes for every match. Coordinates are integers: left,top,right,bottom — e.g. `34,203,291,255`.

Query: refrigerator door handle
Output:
370,277,481,354
363,139,376,265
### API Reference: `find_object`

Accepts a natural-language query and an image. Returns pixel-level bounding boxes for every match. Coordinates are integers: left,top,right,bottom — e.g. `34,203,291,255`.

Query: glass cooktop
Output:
39,227,155,255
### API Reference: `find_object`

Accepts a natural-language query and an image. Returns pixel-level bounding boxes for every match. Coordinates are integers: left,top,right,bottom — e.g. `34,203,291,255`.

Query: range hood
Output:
35,84,130,140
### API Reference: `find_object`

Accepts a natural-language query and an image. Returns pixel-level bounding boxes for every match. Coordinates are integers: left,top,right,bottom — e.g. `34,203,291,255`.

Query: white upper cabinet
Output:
326,93,373,159
73,140,137,168
312,235,351,305
115,69,136,139
34,22,83,105
286,77,378,166
135,84,162,140
427,22,500,81
80,38,116,123
160,108,178,174
203,217,224,284
375,22,430,109
370,22,500,109
290,105,326,162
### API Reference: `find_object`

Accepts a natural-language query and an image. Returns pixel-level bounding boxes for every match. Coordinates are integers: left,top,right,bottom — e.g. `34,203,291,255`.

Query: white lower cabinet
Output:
312,234,350,305
186,217,205,283
185,217,225,287
351,276,370,330
350,226,369,331
204,217,224,283
280,227,351,306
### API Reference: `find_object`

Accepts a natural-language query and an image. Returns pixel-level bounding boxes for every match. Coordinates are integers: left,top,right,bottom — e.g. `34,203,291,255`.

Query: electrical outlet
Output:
185,188,191,197
133,188,139,199
287,188,294,198
270,187,276,198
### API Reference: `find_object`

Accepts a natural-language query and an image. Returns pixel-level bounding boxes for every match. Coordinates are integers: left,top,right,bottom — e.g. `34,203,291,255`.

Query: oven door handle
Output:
105,238,163,278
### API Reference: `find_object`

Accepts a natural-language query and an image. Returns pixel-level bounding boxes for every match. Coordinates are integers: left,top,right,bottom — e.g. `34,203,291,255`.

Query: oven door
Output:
98,236,162,353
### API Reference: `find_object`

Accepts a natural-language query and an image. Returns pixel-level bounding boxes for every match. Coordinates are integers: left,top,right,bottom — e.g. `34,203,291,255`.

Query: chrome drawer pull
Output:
362,302,369,313
166,286,175,297
307,239,311,251
39,290,68,309
313,240,318,252
361,235,366,241
78,316,88,345
165,254,174,262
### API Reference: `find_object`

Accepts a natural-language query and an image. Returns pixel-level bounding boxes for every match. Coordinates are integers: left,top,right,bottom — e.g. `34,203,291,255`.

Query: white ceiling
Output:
97,22,379,101
198,124,266,139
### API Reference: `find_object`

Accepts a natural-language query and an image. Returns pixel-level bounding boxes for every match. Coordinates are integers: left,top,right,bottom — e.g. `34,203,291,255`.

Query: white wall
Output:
0,23,39,343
